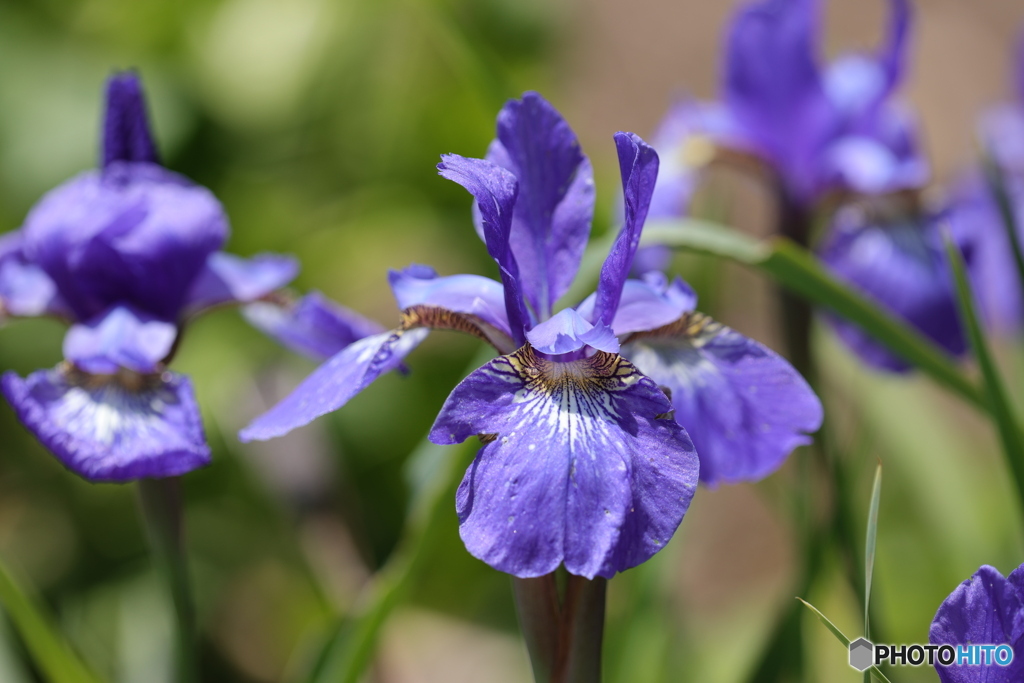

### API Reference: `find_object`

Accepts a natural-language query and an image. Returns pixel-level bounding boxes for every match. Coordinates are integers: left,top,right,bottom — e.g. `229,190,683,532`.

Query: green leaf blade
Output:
943,232,1024,525
0,560,104,683
796,599,892,683
864,461,883,641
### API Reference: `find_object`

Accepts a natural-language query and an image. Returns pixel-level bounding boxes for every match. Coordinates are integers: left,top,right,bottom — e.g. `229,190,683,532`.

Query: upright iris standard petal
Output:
22,164,228,322
929,563,1024,682
63,306,177,375
876,0,911,98
429,346,698,579
820,208,965,371
1,367,209,481
592,133,660,327
622,312,822,485
185,252,299,315
388,265,512,335
485,92,595,318
724,0,831,197
438,155,530,344
103,72,160,167
240,328,429,442
244,292,385,361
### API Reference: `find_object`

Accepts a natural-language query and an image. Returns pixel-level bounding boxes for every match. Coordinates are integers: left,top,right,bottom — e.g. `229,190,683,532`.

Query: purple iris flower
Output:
647,0,926,216
929,562,1024,682
819,202,967,371
0,72,373,482
241,93,822,577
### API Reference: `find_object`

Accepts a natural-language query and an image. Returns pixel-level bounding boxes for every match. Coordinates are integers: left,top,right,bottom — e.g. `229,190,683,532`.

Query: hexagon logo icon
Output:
849,638,874,672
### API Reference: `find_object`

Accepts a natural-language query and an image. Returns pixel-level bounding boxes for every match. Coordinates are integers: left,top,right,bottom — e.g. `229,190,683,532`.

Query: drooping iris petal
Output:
22,163,228,322
388,264,512,335
103,72,160,168
929,563,1024,683
239,328,429,442
185,251,299,314
622,314,822,485
483,92,595,318
820,209,965,371
525,308,619,355
1,367,209,481
244,291,383,361
64,306,177,375
578,273,696,337
0,231,63,318
438,155,529,344
591,133,660,326
429,346,698,579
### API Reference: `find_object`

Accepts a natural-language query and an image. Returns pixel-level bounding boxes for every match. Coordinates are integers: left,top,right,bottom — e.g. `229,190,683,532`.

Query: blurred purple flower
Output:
929,562,1024,682
0,72,372,482
241,93,822,577
647,0,926,216
820,203,966,371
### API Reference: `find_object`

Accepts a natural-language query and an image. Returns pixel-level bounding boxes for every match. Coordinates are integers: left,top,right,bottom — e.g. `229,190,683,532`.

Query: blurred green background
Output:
1,0,1024,681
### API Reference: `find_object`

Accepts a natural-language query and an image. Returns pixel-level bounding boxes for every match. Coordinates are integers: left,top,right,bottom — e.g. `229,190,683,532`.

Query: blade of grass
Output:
943,232,1024,526
639,219,986,412
796,599,892,683
0,559,104,683
864,461,882,641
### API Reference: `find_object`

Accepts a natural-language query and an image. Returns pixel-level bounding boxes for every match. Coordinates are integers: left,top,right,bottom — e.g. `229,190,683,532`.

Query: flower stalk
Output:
513,573,607,683
138,477,198,683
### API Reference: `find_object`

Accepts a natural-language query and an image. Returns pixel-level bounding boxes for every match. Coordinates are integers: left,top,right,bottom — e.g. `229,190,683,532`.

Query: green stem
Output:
513,574,606,683
513,576,560,683
137,478,198,683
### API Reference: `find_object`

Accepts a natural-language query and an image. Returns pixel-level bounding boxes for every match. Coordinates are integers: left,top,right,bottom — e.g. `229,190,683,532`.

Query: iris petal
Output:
578,273,696,337
185,251,299,315
622,314,822,485
438,154,530,344
388,265,511,335
929,563,1024,682
243,292,385,361
0,232,63,318
103,72,160,168
430,346,698,579
239,328,429,442
22,164,228,322
821,209,965,371
526,308,620,355
591,133,660,326
64,306,177,375
1,367,209,481
483,92,596,318
724,0,831,198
